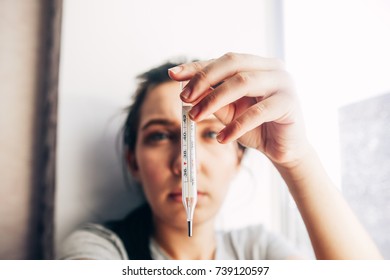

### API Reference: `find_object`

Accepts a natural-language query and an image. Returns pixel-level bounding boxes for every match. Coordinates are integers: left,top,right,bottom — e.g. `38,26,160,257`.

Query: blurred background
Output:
1,0,389,259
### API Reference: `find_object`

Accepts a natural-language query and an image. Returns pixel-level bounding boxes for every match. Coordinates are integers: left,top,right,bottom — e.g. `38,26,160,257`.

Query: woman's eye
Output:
204,130,218,139
145,132,169,143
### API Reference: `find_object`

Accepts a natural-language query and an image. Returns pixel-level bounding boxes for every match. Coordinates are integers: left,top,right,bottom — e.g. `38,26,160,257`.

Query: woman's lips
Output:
168,191,205,203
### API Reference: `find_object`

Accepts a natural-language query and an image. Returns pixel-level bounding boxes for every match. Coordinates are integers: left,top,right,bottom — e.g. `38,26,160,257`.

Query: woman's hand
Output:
169,52,309,168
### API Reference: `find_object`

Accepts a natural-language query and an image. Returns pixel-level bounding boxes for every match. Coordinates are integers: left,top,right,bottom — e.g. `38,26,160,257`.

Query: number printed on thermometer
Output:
181,106,197,197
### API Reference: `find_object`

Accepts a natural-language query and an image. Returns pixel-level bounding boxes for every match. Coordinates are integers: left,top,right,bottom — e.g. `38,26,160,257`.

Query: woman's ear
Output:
126,149,140,180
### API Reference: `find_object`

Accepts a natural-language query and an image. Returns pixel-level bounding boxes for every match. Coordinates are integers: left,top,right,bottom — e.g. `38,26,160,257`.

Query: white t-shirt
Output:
59,223,299,260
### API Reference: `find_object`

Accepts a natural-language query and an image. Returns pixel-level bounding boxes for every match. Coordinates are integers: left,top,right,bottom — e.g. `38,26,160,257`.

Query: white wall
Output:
56,0,283,254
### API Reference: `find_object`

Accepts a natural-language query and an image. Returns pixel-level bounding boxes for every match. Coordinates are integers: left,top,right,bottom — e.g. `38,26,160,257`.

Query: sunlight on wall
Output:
283,0,390,188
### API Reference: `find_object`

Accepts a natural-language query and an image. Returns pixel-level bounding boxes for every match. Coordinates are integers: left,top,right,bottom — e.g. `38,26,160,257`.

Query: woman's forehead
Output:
139,81,182,123
142,82,181,115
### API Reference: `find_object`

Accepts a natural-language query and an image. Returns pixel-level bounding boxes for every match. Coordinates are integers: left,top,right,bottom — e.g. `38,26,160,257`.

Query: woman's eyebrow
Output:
142,117,221,131
141,119,176,130
198,118,223,126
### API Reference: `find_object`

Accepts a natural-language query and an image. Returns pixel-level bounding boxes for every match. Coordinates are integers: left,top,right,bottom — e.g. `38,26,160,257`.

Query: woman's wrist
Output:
271,144,328,196
270,141,314,173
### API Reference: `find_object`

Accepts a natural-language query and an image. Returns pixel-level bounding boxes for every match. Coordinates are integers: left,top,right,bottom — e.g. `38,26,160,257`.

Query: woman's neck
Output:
152,216,216,260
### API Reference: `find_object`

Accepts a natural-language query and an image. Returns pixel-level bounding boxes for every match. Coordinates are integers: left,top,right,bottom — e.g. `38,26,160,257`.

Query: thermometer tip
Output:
188,220,192,237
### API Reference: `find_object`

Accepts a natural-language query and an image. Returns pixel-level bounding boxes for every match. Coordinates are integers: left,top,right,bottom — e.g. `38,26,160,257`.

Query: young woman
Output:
60,53,382,260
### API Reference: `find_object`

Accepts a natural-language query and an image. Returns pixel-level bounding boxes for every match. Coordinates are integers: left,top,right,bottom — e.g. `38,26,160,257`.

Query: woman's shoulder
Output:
216,224,298,260
58,223,128,260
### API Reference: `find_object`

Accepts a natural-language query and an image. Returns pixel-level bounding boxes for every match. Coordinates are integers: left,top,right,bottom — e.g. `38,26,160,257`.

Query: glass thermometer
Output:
181,82,197,237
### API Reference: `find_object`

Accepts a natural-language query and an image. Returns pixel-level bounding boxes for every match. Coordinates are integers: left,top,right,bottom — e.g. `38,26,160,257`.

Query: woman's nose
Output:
172,148,181,177
172,140,202,178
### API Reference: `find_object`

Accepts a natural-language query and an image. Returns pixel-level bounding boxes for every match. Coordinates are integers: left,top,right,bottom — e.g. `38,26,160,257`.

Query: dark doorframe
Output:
32,0,63,259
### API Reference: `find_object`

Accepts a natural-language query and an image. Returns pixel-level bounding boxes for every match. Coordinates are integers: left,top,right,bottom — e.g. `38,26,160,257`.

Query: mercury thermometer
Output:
181,82,197,237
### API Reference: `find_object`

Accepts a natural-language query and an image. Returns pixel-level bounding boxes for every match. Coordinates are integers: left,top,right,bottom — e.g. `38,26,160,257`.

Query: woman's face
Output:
129,81,242,230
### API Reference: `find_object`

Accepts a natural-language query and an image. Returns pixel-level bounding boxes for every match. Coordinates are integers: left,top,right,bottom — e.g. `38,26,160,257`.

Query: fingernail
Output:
168,66,182,74
180,87,191,99
189,106,200,119
216,131,225,142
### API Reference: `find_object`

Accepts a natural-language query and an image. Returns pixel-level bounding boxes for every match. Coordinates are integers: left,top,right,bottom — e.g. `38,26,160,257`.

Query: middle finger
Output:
189,70,288,122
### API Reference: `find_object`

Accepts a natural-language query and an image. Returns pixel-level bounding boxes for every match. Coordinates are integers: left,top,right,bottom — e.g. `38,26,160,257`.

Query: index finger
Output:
168,60,212,81
169,53,284,103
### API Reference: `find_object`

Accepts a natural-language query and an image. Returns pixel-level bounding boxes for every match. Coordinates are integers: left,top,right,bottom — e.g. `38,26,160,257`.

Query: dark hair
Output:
110,61,184,260
105,204,153,259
